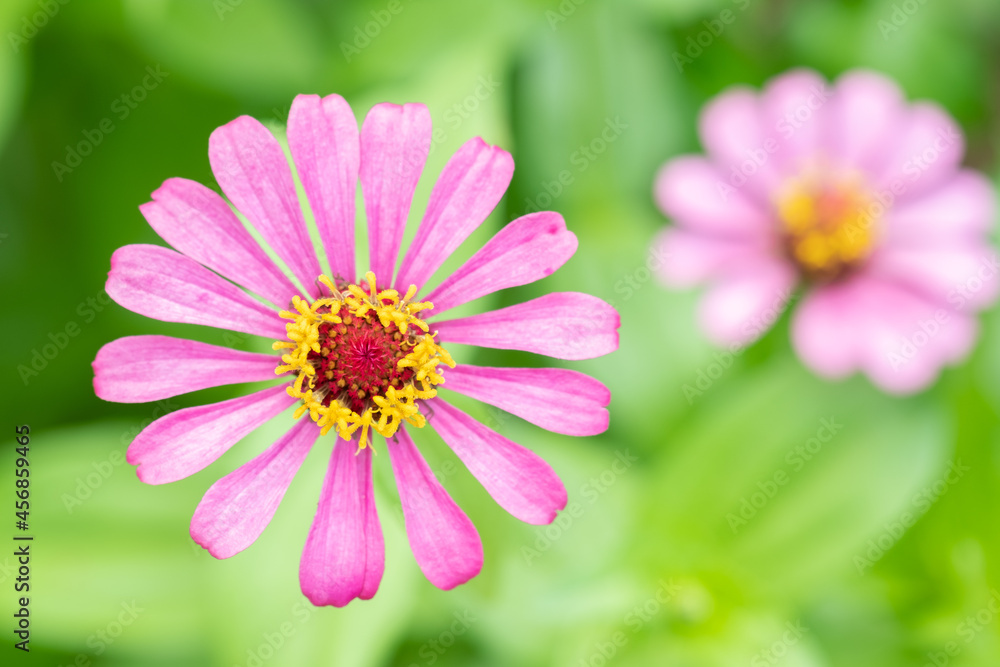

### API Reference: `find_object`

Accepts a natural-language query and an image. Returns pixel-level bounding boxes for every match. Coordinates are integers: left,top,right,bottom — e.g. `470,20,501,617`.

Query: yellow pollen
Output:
776,177,877,282
273,273,454,451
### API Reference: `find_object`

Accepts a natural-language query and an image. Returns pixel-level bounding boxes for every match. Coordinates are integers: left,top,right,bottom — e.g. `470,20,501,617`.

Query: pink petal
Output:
396,138,514,290
425,398,567,525
825,69,907,175
141,178,299,308
424,211,577,316
209,116,322,296
871,102,965,201
863,310,977,394
441,364,609,437
868,242,999,312
360,103,432,282
789,279,863,379
93,335,280,404
388,427,482,590
697,258,797,347
760,68,831,176
433,292,620,360
697,86,781,200
653,227,766,288
287,94,360,282
127,385,296,484
106,244,287,339
654,156,772,238
883,171,997,243
299,439,384,607
191,418,318,559
792,275,978,394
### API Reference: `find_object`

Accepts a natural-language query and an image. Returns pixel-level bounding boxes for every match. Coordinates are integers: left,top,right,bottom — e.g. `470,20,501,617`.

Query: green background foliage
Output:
2,0,999,665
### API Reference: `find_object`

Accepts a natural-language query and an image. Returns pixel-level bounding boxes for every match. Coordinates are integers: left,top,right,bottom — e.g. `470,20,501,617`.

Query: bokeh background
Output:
2,0,1000,665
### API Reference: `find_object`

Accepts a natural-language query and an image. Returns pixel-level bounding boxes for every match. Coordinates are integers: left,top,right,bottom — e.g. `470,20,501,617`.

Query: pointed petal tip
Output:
431,559,484,591
520,481,569,526
188,529,231,560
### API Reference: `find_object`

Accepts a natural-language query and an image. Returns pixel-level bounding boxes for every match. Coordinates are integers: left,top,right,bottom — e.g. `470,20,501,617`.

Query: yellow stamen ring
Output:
776,176,878,282
273,272,454,451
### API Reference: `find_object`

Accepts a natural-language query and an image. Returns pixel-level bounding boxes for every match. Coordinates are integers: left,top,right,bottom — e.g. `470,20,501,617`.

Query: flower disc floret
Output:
273,271,454,448
776,174,877,283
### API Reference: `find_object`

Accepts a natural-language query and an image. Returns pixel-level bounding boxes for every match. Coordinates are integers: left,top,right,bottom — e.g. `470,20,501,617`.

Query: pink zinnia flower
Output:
93,95,618,606
655,68,997,393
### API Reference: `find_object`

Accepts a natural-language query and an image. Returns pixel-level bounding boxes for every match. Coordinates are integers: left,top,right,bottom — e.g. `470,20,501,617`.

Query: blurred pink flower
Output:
93,94,618,606
654,68,997,394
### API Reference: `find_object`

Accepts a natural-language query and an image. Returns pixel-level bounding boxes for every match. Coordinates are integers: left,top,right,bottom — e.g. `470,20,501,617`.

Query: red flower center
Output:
307,307,418,415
